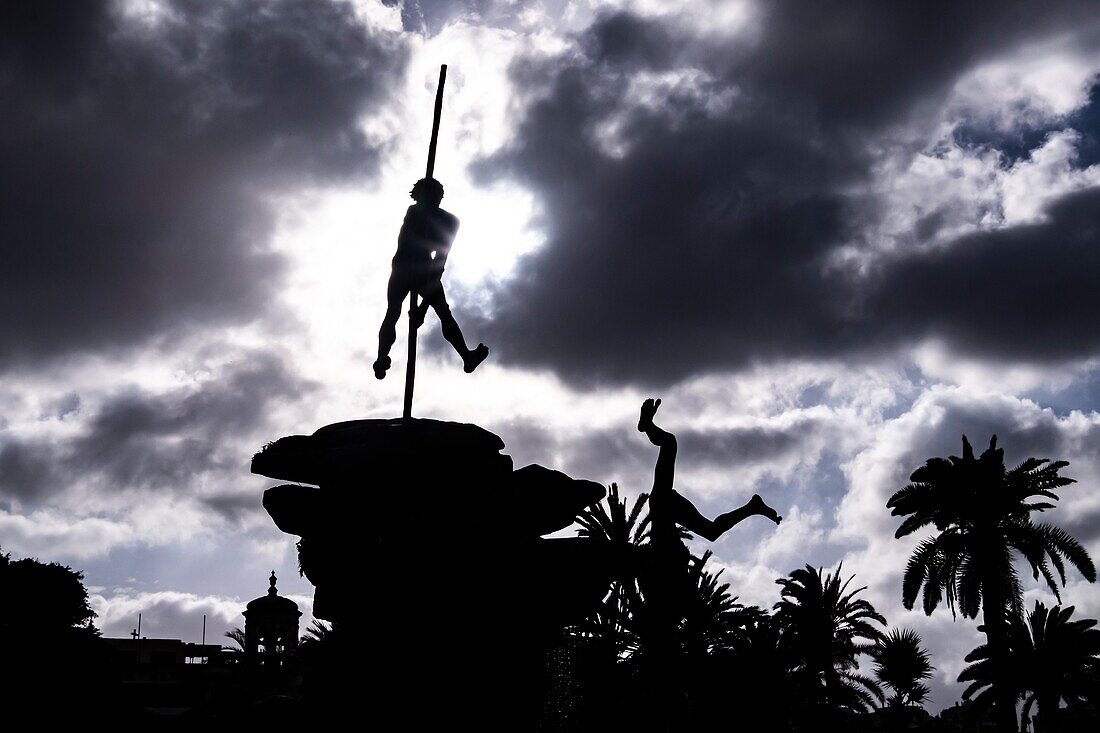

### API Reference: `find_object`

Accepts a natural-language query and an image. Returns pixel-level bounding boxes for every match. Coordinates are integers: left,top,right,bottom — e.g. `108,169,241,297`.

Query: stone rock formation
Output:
252,417,615,726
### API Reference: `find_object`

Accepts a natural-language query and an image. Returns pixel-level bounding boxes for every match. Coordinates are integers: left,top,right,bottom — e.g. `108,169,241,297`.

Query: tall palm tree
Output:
959,601,1100,733
774,564,886,713
888,435,1096,731
870,628,934,708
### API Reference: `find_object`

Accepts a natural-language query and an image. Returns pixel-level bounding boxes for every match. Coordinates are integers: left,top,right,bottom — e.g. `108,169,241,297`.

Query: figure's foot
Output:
638,398,662,432
373,355,391,380
463,343,489,373
747,494,782,525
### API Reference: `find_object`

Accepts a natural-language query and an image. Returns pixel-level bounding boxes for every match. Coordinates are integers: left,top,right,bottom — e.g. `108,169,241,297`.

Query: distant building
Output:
244,570,302,666
96,571,304,718
102,637,227,716
104,637,223,682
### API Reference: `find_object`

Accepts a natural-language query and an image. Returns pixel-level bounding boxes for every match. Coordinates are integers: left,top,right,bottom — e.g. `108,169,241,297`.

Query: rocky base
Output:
253,417,616,727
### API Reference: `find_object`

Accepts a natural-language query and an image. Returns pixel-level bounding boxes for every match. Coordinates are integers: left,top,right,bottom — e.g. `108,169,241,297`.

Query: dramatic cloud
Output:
472,3,1100,386
5,2,1100,717
0,0,407,367
0,349,315,510
873,186,1100,363
736,0,1099,128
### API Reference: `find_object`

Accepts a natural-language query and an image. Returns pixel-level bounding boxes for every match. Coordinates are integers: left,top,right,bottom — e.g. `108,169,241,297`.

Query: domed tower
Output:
243,571,301,664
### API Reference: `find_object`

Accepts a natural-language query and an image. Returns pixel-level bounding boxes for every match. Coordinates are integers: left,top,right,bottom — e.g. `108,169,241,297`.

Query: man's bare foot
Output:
463,343,489,373
638,398,662,432
747,494,782,525
373,355,391,380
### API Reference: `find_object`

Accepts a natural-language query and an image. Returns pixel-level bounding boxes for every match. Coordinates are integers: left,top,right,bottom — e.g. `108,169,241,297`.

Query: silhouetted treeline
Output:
2,434,1098,731
0,549,130,723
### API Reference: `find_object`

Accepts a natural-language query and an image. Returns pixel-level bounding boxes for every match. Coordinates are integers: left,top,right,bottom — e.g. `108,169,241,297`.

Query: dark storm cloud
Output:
202,493,263,525
472,52,862,385
873,186,1100,363
0,350,316,506
0,0,407,367
679,422,824,467
1063,508,1100,545
472,3,1100,387
737,1,1096,127
0,442,52,503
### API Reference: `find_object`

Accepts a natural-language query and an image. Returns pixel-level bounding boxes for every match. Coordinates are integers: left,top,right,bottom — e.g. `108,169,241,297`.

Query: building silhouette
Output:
243,571,301,666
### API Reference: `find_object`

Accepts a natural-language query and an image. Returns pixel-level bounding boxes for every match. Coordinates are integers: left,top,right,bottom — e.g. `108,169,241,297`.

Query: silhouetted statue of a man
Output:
638,397,782,557
373,178,489,379
637,398,783,727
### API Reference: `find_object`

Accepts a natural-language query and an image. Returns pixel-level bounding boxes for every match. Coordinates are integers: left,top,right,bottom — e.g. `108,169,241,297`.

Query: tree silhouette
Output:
301,619,334,645
888,435,1096,731
573,483,650,662
575,482,650,553
0,548,97,633
774,564,886,714
223,626,246,651
870,628,934,708
719,609,798,732
0,548,116,720
679,551,749,661
960,601,1100,733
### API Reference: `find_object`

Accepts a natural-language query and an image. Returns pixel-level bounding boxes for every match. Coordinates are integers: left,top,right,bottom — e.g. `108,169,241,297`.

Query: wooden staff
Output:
404,64,447,420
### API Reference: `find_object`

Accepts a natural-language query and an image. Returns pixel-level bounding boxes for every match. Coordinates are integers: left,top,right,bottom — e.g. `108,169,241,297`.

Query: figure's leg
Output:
375,272,408,379
669,491,783,541
667,490,722,541
420,279,488,373
638,399,675,493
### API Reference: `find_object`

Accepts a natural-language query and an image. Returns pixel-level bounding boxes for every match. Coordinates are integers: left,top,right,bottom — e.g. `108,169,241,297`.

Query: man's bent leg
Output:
421,279,488,373
668,490,723,541
669,492,782,541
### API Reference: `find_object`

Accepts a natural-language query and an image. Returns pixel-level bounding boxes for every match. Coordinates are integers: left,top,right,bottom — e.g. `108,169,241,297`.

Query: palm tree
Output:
773,564,886,714
888,435,1096,731
573,483,650,658
575,482,650,553
301,619,334,645
959,601,1100,733
223,626,246,651
870,628,934,708
679,551,749,660
720,609,798,731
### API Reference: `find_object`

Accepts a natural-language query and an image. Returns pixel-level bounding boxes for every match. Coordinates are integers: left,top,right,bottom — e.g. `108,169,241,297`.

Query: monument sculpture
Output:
252,65,786,728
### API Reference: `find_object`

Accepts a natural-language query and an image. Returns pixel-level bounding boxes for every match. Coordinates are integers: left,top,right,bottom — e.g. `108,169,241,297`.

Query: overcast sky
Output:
3,0,1100,711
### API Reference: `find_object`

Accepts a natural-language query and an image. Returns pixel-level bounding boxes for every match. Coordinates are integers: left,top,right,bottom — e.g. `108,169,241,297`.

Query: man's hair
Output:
410,177,444,202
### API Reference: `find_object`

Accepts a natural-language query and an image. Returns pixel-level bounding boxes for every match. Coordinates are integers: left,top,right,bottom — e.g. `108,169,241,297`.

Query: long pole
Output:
403,64,447,420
